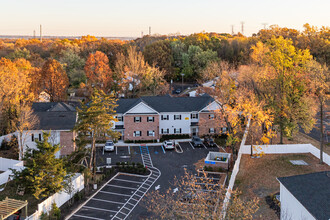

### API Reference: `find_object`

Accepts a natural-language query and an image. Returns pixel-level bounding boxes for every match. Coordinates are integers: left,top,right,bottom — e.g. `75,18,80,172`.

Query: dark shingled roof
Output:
32,102,79,130
278,171,330,220
115,95,214,114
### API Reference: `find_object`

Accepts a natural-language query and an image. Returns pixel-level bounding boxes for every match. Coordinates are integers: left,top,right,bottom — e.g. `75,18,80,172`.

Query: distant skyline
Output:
1,0,329,37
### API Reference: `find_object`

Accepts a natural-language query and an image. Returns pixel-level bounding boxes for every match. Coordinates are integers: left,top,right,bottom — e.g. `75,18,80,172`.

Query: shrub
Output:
160,134,190,142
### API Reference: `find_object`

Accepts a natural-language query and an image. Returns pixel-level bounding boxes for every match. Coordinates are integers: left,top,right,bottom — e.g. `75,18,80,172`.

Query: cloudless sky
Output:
1,0,329,37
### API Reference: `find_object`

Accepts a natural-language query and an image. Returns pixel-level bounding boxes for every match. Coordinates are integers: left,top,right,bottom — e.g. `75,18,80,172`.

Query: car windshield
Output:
167,142,173,145
105,142,113,146
195,137,201,141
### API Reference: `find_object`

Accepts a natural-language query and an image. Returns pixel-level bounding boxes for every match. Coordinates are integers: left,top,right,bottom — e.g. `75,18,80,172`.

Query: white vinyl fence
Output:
0,157,24,185
26,173,84,220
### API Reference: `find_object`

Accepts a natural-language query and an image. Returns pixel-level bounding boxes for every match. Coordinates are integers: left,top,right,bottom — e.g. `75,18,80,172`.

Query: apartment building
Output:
114,94,226,141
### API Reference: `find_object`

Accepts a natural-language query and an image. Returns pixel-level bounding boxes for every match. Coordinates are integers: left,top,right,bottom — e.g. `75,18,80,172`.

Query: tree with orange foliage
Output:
84,51,112,92
40,59,69,102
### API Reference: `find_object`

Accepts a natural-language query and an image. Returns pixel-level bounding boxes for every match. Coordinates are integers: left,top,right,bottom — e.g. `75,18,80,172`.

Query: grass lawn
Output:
234,153,330,219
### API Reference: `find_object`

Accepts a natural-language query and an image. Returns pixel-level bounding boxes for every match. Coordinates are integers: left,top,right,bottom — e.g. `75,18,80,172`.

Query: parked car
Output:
203,136,216,147
104,140,115,152
163,141,174,150
192,136,203,147
175,88,182,94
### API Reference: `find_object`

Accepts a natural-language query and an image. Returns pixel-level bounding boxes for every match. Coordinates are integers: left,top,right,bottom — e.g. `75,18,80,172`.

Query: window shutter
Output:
167,128,169,133
179,115,182,120
133,131,136,137
39,133,42,141
191,114,193,119
140,117,142,122
174,115,176,120
196,114,199,119
161,115,163,120
140,131,142,136
134,117,136,122
180,128,182,133
209,128,210,133
152,117,154,122
31,134,34,142
161,129,163,134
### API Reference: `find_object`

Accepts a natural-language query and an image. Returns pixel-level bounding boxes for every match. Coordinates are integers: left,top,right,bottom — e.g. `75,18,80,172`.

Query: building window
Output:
133,131,141,137
209,114,215,119
134,117,141,122
31,134,34,142
221,127,227,133
174,115,182,120
147,130,155,136
161,128,169,134
161,115,169,120
117,116,123,121
147,116,154,122
191,113,198,119
209,128,215,134
174,128,182,134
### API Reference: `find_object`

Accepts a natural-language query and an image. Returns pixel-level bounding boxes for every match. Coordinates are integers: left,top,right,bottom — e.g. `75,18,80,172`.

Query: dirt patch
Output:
234,154,330,219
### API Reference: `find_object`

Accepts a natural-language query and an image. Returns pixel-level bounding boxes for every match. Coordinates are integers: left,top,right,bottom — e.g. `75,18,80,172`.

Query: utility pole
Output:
262,23,268,29
231,25,234,35
241,21,244,35
141,31,144,38
40,24,42,42
149,26,151,36
181,73,184,93
33,30,36,39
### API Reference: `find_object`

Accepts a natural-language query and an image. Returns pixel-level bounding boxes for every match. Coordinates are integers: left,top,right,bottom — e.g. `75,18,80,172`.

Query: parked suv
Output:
192,136,203,147
163,141,174,150
203,136,216,147
104,140,115,152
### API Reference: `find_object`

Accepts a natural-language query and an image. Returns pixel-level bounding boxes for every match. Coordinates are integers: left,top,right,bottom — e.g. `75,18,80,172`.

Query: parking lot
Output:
77,141,227,219
69,169,160,220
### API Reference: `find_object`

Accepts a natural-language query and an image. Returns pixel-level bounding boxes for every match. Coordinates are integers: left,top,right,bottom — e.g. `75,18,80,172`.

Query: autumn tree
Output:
12,132,66,199
143,170,259,219
40,59,69,102
308,60,329,163
74,89,119,185
84,51,112,92
250,36,317,143
0,58,34,134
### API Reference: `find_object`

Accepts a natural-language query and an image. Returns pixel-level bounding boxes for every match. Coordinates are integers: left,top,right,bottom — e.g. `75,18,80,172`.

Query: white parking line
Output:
99,191,131,197
107,184,138,190
114,178,143,184
119,172,149,178
202,144,208,149
84,206,117,213
116,146,118,155
176,143,183,153
161,145,166,154
73,214,105,220
189,142,195,149
91,198,125,205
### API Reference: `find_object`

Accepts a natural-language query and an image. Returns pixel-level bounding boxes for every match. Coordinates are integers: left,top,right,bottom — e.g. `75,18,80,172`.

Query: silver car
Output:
104,140,115,152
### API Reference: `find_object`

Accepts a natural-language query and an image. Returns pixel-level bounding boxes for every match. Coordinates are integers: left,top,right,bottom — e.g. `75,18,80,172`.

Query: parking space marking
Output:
116,146,118,155
107,184,138,190
114,178,143,184
84,206,117,213
99,191,131,197
161,145,166,154
202,144,208,149
189,142,195,149
73,214,105,220
176,142,184,153
91,198,125,205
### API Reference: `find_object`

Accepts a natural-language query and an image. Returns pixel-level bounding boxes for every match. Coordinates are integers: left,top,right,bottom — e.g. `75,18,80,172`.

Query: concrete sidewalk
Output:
115,139,192,147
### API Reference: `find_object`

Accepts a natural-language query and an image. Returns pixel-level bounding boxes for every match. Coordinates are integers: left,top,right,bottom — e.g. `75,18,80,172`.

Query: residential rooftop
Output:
277,171,330,220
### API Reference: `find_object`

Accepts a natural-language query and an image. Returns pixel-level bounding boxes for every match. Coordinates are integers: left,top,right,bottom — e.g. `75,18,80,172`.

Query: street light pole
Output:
181,73,184,93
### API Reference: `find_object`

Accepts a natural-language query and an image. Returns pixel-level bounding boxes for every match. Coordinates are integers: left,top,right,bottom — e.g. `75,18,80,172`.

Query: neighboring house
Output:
114,94,226,141
19,102,79,158
277,171,330,220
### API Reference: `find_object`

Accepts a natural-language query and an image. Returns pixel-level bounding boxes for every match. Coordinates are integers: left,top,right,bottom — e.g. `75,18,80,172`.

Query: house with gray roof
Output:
277,171,330,220
113,95,226,141
18,102,79,158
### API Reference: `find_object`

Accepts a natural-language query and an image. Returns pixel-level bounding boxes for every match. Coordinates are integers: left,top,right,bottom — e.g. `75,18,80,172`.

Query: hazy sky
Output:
1,0,329,37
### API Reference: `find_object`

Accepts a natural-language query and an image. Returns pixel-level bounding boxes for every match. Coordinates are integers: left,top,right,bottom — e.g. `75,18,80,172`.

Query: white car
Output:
163,141,174,150
104,140,115,152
